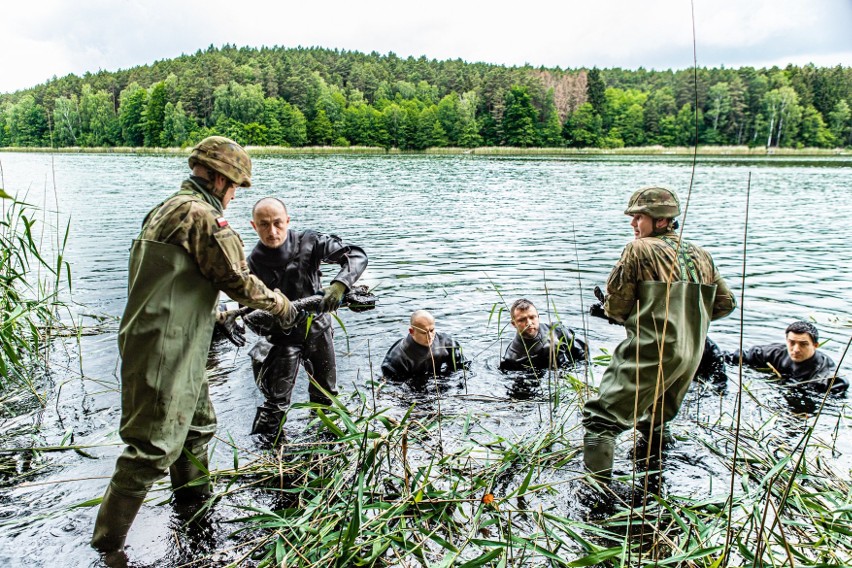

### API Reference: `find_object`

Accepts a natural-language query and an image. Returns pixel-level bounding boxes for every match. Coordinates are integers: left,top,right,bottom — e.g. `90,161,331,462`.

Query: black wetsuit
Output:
247,229,367,434
725,343,847,393
381,332,468,380
695,337,727,383
499,322,586,372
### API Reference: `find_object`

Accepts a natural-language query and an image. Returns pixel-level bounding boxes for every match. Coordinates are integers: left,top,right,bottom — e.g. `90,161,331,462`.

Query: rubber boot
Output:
631,424,674,462
169,449,212,503
91,484,145,552
583,432,615,485
250,407,286,446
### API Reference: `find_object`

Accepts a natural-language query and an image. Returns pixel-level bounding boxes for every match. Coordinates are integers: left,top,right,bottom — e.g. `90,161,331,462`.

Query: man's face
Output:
251,202,290,248
786,331,818,363
630,213,657,239
511,306,539,339
410,315,436,347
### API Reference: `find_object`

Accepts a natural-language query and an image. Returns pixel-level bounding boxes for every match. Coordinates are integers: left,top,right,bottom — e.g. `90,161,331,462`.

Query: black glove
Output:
594,285,606,304
215,309,246,347
589,302,621,326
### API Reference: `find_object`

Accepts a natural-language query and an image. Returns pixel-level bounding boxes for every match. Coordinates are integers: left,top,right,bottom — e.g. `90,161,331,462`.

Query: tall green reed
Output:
0,184,70,392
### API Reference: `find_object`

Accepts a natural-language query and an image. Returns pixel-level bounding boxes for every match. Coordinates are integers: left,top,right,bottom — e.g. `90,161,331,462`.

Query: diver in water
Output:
499,298,586,372
381,309,468,380
725,320,847,393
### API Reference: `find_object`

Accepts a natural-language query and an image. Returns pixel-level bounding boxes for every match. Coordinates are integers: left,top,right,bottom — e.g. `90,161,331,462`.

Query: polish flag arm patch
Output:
216,217,229,227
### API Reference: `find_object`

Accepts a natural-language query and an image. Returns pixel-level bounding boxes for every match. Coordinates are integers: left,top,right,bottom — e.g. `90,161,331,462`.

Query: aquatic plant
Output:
0,180,70,391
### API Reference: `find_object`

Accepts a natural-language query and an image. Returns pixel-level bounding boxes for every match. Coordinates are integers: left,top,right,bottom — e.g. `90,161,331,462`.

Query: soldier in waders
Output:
246,197,368,439
91,137,300,554
582,186,736,485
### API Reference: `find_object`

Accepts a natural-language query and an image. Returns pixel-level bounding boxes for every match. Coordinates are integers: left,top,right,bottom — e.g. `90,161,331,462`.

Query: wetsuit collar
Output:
250,234,295,267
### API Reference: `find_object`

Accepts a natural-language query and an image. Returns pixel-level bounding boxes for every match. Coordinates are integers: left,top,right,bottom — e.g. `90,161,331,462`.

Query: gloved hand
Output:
276,301,302,330
215,309,246,347
594,285,606,304
320,281,347,313
589,302,607,320
589,302,621,326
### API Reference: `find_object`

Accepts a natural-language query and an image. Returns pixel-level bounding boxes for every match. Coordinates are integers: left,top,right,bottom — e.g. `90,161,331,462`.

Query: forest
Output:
1,44,850,150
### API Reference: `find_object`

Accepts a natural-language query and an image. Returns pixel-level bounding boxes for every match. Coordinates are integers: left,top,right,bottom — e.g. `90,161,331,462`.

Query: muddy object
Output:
240,285,376,336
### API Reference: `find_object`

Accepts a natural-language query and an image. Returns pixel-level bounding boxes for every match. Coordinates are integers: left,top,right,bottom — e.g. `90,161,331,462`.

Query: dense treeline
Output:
1,45,851,150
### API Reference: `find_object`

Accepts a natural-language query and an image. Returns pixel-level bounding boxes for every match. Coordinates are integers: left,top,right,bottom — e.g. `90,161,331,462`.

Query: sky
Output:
1,0,850,94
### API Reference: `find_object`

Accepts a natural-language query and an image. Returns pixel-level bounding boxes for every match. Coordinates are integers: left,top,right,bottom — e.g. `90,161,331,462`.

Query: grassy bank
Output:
1,145,851,158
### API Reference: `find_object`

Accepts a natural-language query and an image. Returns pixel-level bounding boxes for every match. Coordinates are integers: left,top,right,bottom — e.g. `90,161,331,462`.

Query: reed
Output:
0,182,70,392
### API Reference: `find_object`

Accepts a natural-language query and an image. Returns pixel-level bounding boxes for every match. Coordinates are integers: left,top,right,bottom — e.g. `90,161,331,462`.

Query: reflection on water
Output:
0,152,850,565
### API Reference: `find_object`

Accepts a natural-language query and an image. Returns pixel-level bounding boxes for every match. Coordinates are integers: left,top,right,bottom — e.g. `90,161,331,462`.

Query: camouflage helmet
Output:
188,136,252,188
624,186,681,219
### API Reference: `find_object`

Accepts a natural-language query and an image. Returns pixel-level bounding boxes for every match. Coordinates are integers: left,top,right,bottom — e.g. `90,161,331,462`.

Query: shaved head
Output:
252,196,288,218
251,197,291,248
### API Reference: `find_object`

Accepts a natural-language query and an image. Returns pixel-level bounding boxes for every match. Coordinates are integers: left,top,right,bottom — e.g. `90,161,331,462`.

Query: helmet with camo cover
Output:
188,136,252,188
624,186,681,219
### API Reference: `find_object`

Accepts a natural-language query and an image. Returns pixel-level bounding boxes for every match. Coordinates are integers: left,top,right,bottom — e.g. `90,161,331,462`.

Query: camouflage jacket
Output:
138,177,289,315
603,231,736,324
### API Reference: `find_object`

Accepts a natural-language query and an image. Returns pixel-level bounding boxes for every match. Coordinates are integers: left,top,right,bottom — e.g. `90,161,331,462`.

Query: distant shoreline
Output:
2,145,851,157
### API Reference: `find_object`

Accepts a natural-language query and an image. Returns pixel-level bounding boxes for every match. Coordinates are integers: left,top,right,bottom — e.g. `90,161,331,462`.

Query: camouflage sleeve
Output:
710,264,737,321
185,205,291,316
604,244,638,323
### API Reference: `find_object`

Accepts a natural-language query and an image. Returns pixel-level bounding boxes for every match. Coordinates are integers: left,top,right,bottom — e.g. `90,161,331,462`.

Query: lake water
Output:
0,152,850,566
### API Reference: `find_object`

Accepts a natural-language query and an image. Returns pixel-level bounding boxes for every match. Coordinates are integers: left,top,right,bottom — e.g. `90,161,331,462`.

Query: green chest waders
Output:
583,238,716,483
93,239,219,551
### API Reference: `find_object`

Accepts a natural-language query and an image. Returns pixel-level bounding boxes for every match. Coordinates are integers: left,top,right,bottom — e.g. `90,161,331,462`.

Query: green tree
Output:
212,81,265,125
562,102,602,147
8,95,49,146
674,103,703,146
143,81,168,147
828,99,851,146
52,95,81,146
586,67,606,116
309,109,333,145
118,82,147,146
80,85,119,146
161,101,191,147
501,85,538,147
437,92,462,145
643,87,677,145
762,86,801,147
798,105,832,148
704,82,731,144
457,91,481,148
605,88,646,146
537,88,563,146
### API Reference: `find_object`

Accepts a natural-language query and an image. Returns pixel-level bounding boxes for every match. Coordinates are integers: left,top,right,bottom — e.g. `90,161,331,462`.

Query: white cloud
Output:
1,0,849,93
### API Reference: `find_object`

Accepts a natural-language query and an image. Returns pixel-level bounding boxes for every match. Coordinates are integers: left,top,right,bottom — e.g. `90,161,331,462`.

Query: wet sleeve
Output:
316,233,368,290
185,207,290,316
735,345,770,368
710,265,737,321
811,353,837,380
451,339,470,370
604,245,638,323
564,326,587,362
381,341,407,379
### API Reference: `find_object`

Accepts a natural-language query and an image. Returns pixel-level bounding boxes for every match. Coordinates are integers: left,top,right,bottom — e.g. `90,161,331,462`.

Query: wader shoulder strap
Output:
658,235,700,283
